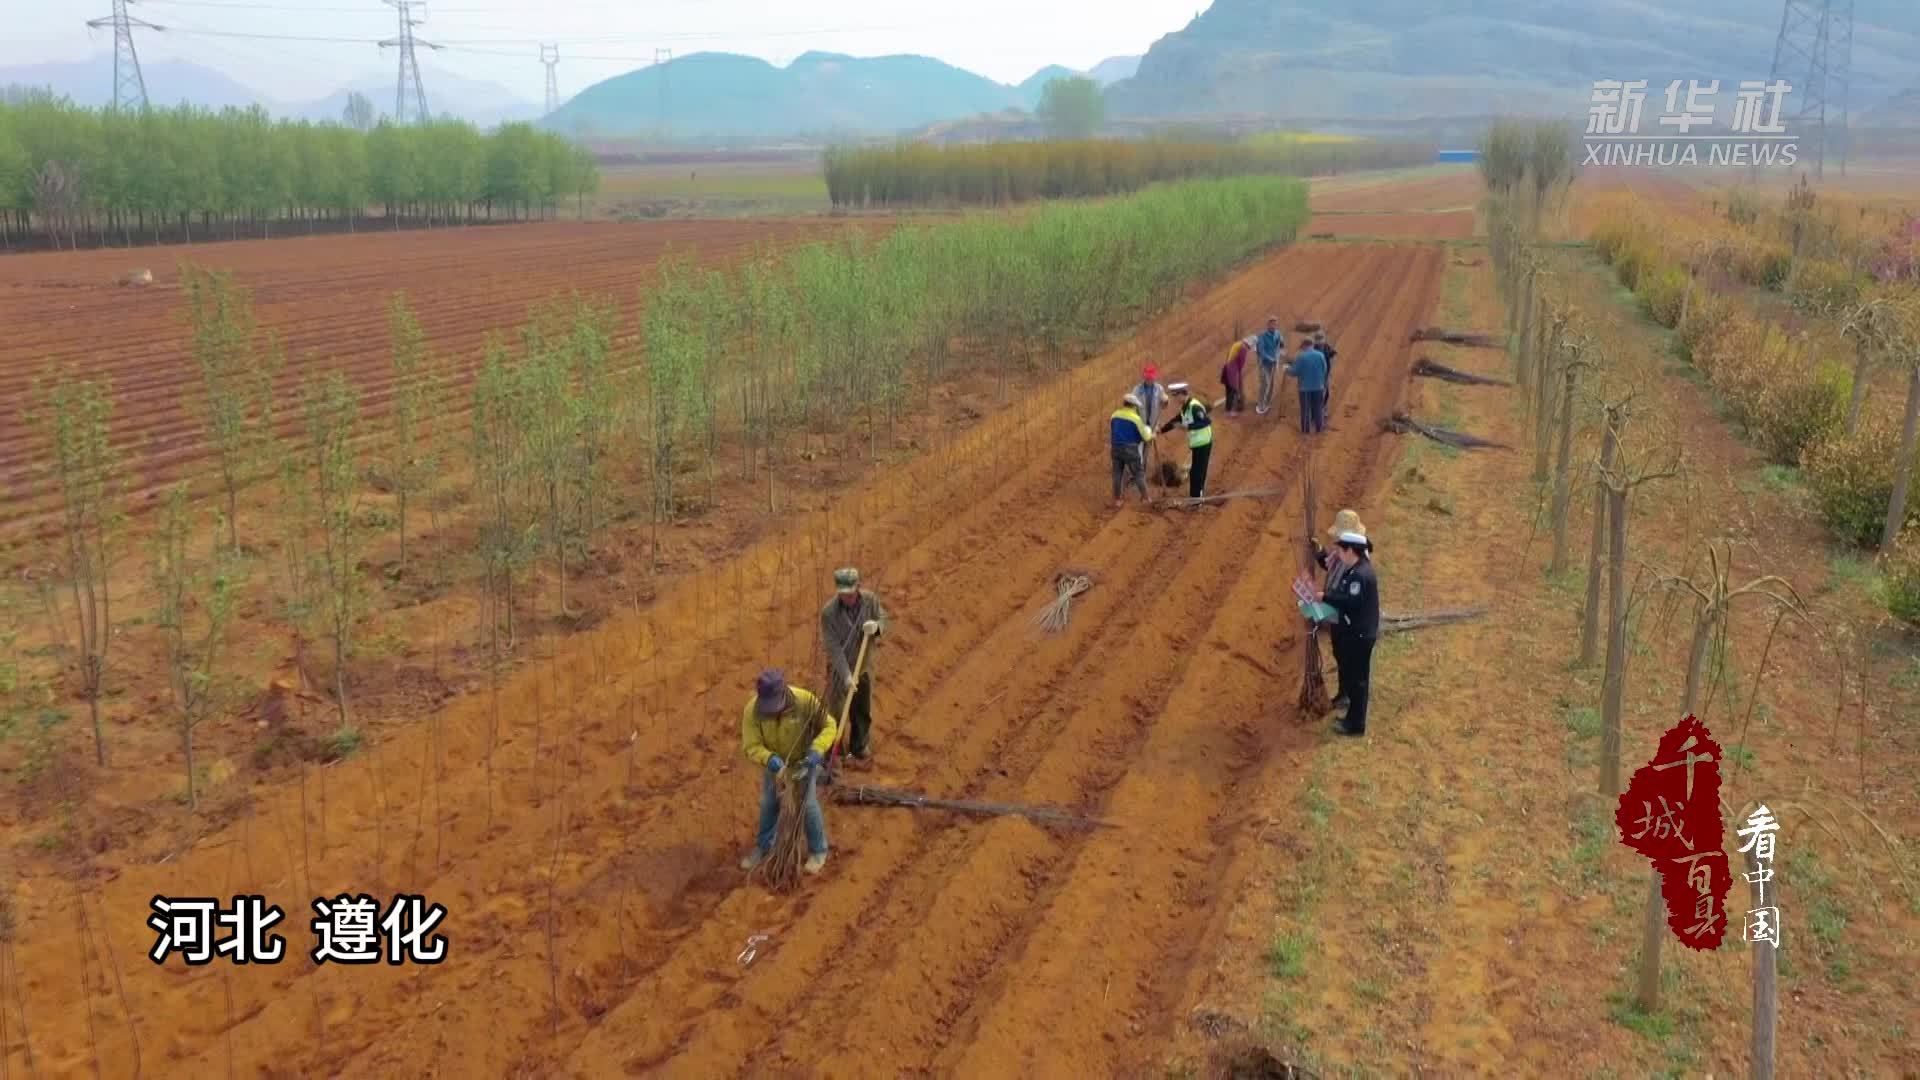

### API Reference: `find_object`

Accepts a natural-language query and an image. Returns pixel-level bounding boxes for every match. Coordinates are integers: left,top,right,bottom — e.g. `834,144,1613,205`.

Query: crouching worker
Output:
1160,383,1214,500
739,669,838,875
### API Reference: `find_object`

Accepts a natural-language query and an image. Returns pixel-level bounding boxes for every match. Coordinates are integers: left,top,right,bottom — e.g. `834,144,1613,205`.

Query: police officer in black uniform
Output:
1319,530,1380,737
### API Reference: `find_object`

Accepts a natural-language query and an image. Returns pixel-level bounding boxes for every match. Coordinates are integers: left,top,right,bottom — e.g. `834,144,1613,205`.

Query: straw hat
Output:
1326,509,1366,540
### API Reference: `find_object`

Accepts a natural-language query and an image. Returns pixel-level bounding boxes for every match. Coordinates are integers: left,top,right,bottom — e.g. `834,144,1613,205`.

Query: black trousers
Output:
1332,634,1375,732
1189,443,1212,498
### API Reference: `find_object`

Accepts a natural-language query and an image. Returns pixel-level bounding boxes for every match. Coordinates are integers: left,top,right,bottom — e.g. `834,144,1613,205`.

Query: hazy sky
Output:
8,1,1202,104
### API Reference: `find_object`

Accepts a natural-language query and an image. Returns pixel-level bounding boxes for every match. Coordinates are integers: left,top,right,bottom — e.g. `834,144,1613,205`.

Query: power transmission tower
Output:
379,0,440,125
654,47,673,142
541,44,560,115
86,0,163,113
1769,0,1854,177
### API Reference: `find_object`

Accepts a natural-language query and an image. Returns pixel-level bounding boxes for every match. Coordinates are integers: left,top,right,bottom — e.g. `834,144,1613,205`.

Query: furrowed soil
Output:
3,236,1447,1077
0,218,868,539
1305,168,1476,239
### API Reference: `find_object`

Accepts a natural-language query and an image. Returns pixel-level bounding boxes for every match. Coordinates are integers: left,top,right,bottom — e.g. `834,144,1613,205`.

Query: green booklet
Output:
1299,600,1339,623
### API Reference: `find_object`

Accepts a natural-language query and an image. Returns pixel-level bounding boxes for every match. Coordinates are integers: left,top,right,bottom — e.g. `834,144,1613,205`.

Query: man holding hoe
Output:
821,567,887,767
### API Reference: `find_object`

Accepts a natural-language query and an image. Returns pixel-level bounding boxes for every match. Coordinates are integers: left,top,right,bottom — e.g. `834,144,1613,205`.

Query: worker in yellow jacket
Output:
739,669,838,875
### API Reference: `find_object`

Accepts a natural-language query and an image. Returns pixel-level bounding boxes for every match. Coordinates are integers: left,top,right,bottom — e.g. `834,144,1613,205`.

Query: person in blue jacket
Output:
1285,339,1329,434
1254,317,1285,416
1109,392,1156,509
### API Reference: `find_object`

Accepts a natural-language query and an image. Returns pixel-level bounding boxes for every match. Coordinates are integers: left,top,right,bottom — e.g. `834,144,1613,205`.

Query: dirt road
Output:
4,241,1443,1077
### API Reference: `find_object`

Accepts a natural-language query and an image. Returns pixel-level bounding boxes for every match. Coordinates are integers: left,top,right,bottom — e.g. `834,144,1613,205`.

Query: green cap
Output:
834,568,860,594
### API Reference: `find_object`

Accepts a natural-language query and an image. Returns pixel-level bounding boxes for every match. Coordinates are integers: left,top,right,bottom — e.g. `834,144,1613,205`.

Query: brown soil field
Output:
1309,167,1482,213
1305,210,1476,239
0,218,867,539
2,233,1448,1076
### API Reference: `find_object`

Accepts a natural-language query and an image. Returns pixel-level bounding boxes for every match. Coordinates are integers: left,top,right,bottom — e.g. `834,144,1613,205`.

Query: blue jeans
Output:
756,768,828,857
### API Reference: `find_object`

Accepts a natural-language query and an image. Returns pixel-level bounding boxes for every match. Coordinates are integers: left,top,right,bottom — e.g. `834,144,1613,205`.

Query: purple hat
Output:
754,669,790,715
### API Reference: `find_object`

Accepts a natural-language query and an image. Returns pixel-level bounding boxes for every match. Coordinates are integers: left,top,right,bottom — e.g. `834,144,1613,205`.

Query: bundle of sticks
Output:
1384,413,1511,451
1033,572,1094,634
1412,357,1511,387
1409,327,1502,348
835,785,1109,830
1298,459,1331,715
756,728,824,894
1380,607,1487,634
758,638,870,892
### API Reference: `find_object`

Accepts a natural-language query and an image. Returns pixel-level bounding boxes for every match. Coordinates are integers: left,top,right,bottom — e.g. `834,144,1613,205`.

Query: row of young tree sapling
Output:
1485,176,1857,1074
2,175,1313,810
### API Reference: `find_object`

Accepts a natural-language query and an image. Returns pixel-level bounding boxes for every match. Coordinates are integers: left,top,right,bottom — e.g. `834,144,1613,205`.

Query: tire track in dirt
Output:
2,242,1444,1079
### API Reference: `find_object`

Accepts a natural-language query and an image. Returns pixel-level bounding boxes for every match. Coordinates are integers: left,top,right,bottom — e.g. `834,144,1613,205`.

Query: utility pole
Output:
541,44,560,116
1770,0,1855,178
379,0,440,125
86,0,162,113
654,47,673,142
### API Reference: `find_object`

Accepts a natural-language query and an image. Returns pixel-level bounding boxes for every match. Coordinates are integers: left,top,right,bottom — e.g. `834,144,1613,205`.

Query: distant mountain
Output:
1105,0,1920,121
1017,65,1083,107
1086,56,1142,87
0,56,269,111
285,65,541,129
0,53,539,129
545,51,1029,138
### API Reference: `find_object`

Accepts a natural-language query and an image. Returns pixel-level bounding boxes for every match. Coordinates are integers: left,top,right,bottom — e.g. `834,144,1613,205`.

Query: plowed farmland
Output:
0,219,865,538
1306,210,1476,239
2,235,1445,1077
1309,167,1481,212
1305,168,1477,238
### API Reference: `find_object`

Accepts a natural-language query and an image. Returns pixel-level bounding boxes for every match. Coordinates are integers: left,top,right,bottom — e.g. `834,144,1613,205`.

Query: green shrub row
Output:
642,175,1310,478
1592,210,1920,625
821,137,1424,208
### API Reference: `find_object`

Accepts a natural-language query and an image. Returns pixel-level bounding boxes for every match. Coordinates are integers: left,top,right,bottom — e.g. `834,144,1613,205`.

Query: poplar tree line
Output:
0,93,600,249
824,136,1430,208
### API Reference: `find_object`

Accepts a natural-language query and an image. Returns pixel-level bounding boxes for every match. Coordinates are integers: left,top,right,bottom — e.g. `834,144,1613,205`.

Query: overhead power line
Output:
86,0,163,112
380,0,437,124
541,43,560,115
1769,0,1855,176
